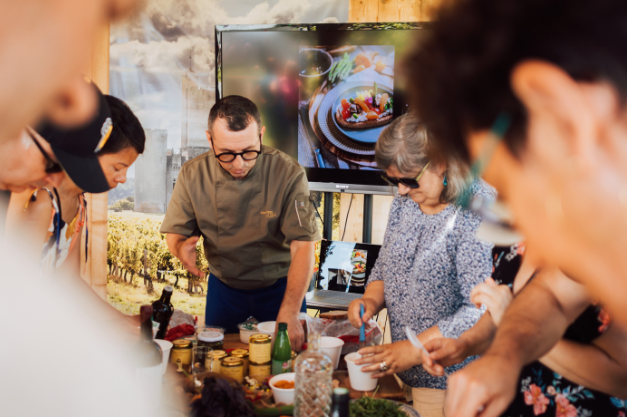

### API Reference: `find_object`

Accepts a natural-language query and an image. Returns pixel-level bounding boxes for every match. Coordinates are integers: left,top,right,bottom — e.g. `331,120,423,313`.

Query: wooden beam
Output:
82,21,110,300
348,0,381,22
338,193,364,243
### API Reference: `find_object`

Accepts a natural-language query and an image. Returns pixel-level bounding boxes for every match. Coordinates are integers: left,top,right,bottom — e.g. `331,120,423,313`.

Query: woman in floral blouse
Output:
422,243,627,416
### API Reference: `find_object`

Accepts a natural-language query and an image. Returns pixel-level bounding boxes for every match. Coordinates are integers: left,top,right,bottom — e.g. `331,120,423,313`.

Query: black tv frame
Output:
215,22,430,196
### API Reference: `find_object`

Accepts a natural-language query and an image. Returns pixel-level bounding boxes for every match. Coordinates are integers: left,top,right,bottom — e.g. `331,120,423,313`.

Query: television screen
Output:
216,23,430,194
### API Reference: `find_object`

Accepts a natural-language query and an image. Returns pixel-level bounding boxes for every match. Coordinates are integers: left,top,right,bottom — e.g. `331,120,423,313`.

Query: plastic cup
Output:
269,372,296,405
345,352,378,391
320,336,344,370
154,339,173,375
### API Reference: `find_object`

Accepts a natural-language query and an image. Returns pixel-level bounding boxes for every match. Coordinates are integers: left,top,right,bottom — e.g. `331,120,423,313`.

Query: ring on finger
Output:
380,361,388,372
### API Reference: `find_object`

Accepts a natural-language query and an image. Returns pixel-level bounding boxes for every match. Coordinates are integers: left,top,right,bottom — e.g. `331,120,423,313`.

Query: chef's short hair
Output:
208,95,262,135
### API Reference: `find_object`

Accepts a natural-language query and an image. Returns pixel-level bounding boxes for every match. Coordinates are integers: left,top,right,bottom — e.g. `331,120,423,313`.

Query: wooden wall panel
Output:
338,193,364,243
348,0,382,22
378,0,421,22
82,21,110,300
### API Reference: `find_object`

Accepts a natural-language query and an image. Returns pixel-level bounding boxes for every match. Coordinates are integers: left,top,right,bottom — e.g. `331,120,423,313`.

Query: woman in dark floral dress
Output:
424,243,627,416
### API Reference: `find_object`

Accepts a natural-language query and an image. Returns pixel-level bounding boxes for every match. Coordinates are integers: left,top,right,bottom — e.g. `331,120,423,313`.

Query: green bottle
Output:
272,322,292,375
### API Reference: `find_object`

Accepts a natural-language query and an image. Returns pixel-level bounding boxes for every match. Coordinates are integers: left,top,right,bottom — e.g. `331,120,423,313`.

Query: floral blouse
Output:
490,244,627,417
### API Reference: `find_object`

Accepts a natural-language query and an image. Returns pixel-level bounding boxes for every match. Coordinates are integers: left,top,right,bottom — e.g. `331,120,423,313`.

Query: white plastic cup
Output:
258,321,276,348
269,372,296,405
320,336,344,370
345,352,378,391
154,339,173,375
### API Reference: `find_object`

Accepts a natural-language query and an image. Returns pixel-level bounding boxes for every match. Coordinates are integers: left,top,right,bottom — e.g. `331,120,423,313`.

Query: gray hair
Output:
375,112,469,204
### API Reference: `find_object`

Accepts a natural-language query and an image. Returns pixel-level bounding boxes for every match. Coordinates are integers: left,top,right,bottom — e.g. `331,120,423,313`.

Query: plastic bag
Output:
169,309,195,328
300,313,383,356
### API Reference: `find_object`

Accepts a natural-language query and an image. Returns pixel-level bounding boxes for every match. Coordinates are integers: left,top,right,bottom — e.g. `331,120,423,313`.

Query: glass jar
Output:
230,349,250,377
220,356,244,383
198,331,224,350
249,334,272,364
294,332,333,417
170,339,192,372
208,350,227,373
249,360,272,382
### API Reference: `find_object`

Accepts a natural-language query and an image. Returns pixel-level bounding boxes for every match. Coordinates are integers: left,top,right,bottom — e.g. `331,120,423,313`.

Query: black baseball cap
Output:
35,83,111,193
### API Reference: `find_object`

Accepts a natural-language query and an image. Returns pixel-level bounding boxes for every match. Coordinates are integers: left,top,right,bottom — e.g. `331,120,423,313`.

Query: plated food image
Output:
335,82,393,130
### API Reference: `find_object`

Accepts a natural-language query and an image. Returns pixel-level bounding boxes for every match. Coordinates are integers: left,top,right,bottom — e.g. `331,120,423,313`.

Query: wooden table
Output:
162,333,406,414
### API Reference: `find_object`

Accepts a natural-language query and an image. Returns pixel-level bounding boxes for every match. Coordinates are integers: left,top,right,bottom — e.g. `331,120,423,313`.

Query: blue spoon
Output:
359,304,366,346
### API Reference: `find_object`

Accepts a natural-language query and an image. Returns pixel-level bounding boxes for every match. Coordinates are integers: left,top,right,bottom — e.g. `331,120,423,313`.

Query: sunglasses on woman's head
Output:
381,161,431,189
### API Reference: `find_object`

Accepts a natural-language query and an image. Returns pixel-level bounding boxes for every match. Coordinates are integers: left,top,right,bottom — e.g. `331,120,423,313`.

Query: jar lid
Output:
222,356,243,367
250,334,271,343
213,350,227,358
198,331,224,342
173,339,192,348
249,360,272,366
231,349,249,358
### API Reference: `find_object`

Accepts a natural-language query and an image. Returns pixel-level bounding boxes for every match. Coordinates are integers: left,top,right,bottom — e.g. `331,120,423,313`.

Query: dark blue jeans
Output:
205,273,307,333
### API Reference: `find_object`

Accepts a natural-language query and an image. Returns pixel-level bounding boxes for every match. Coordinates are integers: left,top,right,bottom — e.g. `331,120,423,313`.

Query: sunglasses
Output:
26,129,64,174
212,135,262,163
457,113,523,245
381,161,431,189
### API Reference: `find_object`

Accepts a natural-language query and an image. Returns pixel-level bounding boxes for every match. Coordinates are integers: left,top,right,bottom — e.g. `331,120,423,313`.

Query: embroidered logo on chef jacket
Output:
261,211,277,219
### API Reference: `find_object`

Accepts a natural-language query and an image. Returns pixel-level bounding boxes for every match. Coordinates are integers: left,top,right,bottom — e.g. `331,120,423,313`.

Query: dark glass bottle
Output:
137,305,163,367
330,387,350,417
152,285,174,339
271,322,292,375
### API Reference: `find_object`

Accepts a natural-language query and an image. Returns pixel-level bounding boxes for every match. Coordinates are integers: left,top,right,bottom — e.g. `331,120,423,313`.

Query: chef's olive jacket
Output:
160,146,320,290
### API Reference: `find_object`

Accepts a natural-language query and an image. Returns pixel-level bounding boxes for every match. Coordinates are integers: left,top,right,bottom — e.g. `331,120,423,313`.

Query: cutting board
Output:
333,370,406,401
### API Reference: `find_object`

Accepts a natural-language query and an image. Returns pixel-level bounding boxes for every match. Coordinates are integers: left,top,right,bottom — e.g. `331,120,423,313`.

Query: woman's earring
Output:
443,173,448,186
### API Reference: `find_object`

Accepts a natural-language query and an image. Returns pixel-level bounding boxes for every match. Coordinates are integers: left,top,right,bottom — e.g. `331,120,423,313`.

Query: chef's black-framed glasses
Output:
211,135,262,163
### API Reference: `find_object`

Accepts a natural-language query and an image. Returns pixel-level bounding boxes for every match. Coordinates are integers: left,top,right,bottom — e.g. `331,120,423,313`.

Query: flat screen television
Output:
215,22,430,195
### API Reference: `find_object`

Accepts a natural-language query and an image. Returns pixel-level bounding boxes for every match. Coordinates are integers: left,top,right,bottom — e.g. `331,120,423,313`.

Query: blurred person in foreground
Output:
346,113,494,417
161,95,319,350
0,240,157,417
422,244,627,416
5,95,144,276
408,0,627,415
0,0,139,144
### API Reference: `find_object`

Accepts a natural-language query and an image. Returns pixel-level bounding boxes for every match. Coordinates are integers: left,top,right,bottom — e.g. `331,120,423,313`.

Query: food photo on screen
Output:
297,45,395,171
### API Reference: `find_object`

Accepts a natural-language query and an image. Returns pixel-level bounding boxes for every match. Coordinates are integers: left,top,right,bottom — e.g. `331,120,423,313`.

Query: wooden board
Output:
82,21,110,300
334,370,405,401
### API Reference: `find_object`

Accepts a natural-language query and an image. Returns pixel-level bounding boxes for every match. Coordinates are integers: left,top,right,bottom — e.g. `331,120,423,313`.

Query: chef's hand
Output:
444,353,519,417
177,236,203,277
355,340,421,378
470,277,513,326
276,310,305,352
348,298,377,329
421,337,468,377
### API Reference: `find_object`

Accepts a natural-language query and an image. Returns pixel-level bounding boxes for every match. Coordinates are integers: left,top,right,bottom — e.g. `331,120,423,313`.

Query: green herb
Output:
352,113,359,119
349,396,405,417
329,52,354,84
349,97,355,104
374,82,378,97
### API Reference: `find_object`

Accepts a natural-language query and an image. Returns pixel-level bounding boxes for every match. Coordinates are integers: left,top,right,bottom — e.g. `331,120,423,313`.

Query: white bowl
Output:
240,327,260,344
320,336,344,370
345,352,378,391
258,321,276,347
269,372,295,405
154,339,173,375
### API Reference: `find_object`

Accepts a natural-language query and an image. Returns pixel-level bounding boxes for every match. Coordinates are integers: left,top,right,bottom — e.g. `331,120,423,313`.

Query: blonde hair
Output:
375,112,469,204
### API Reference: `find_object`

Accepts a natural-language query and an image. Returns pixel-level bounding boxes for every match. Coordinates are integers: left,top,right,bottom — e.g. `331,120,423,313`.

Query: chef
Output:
160,95,319,350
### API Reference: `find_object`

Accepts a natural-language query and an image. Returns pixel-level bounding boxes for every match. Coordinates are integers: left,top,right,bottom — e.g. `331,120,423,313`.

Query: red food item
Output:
164,323,195,341
341,108,351,120
341,99,349,109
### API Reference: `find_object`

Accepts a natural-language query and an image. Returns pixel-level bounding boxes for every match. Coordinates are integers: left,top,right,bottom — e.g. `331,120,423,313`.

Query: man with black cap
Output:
0,83,112,234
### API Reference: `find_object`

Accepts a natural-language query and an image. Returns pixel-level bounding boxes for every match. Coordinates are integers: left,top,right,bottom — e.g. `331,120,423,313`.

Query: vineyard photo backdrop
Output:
106,0,348,316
